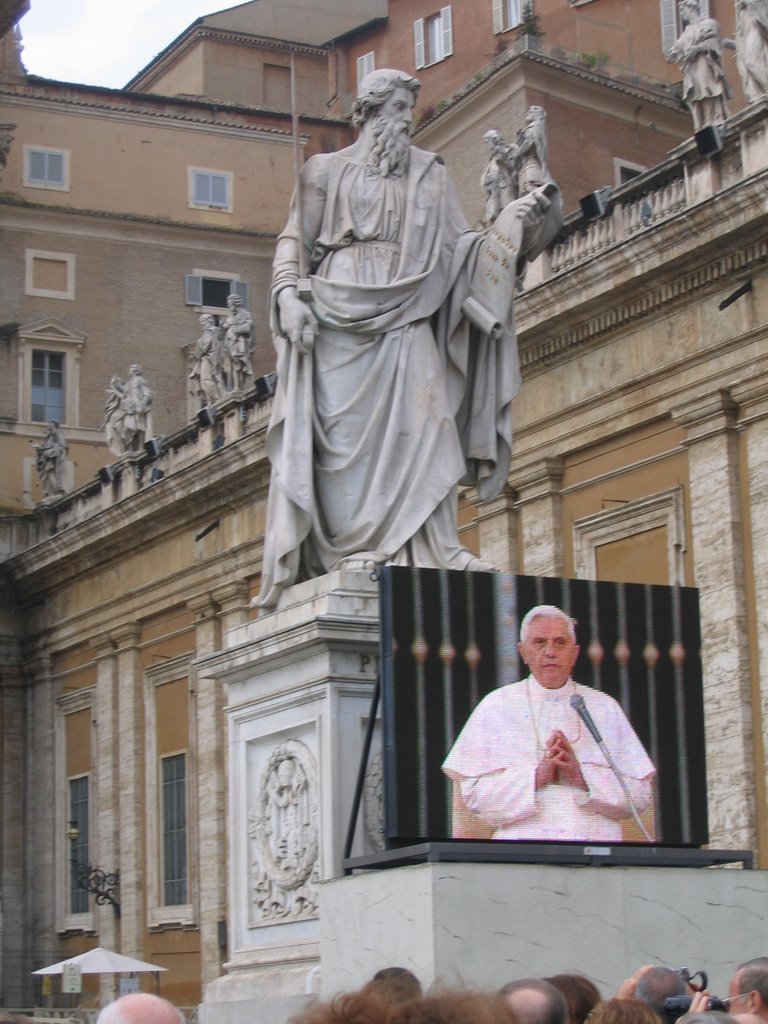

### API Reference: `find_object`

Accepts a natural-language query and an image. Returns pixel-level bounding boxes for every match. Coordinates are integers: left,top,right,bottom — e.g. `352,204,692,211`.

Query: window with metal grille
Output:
162,753,188,906
31,351,65,423
69,776,89,915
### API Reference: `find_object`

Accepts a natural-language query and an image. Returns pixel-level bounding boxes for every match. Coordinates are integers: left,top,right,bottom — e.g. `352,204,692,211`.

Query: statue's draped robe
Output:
670,17,730,128
257,146,556,608
736,0,768,103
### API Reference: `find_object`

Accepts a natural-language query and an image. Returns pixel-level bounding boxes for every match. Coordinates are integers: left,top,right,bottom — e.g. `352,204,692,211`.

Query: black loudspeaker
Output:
255,371,278,402
144,436,163,459
579,186,612,221
197,406,216,428
695,125,723,157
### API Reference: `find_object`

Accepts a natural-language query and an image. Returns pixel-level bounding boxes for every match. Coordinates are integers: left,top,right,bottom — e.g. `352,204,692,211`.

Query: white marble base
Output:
320,860,768,999
197,570,383,1024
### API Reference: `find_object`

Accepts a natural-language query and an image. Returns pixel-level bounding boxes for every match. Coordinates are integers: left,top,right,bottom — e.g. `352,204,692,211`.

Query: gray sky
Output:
18,0,230,89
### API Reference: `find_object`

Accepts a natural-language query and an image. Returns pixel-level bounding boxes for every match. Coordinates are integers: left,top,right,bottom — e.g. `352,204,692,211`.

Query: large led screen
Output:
379,567,708,848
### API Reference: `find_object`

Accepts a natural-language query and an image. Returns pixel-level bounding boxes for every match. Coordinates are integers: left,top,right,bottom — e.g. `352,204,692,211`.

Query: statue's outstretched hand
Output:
277,288,318,355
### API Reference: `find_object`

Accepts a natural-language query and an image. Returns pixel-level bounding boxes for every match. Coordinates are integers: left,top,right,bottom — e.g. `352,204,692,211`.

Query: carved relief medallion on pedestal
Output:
249,739,319,924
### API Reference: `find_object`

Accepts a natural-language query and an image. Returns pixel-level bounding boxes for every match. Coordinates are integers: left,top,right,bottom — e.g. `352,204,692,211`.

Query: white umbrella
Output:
33,947,167,975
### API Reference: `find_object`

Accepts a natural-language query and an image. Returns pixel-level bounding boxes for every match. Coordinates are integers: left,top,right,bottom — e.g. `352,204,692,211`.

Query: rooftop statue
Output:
256,69,562,609
221,293,254,393
735,0,768,103
516,105,549,196
481,129,518,226
32,420,68,499
190,312,226,409
665,0,732,131
104,363,154,456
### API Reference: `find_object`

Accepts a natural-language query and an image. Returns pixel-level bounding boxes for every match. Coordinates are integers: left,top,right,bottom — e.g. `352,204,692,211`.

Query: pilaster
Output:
731,370,768,860
112,622,143,956
25,649,58,948
513,457,564,576
471,486,518,574
672,389,755,850
93,633,119,991
188,594,227,987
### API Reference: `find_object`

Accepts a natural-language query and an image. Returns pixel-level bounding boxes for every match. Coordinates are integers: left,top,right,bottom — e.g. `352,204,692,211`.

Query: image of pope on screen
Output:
442,604,657,842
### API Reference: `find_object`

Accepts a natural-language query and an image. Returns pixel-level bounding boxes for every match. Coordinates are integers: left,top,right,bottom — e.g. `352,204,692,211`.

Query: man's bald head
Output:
97,994,184,1024
501,979,568,1024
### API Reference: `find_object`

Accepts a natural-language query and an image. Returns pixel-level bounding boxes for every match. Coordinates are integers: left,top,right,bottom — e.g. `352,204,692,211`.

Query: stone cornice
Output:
1,79,342,130
0,196,277,252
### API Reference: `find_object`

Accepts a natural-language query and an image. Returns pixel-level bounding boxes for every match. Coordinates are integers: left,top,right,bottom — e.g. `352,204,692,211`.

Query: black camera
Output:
664,996,728,1022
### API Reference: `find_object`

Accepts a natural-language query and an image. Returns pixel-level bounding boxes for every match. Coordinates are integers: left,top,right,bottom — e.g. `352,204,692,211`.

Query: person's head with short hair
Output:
634,967,688,1017
545,975,601,1024
518,606,580,690
501,978,568,1024
291,988,398,1024
401,988,518,1024
729,959,768,1020
365,966,423,1004
586,999,661,1024
96,994,185,1024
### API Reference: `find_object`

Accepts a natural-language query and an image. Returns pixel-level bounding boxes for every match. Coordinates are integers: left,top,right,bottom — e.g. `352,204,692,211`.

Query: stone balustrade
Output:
546,101,768,278
1,387,274,556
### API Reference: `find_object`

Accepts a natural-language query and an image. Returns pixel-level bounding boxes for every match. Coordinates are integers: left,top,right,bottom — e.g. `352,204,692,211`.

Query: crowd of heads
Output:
7,958,767,1024
287,957,768,1024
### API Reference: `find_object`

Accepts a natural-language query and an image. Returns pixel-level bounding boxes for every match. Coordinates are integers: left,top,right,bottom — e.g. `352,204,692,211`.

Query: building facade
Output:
3,0,768,1012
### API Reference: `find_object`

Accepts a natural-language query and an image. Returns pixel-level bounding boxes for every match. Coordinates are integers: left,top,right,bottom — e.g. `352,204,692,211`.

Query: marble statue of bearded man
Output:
256,69,562,609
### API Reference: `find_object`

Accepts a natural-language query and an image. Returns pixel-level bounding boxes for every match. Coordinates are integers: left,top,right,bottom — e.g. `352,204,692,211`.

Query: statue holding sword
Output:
256,69,562,609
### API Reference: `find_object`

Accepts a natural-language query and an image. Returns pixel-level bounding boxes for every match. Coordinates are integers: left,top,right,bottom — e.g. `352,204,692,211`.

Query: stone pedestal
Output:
320,860,768,999
197,571,383,1024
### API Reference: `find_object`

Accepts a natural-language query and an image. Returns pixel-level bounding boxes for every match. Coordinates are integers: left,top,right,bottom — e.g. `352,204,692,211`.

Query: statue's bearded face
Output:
367,85,414,177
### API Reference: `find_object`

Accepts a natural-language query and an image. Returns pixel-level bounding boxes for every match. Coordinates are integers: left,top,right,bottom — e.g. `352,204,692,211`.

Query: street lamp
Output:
66,821,121,916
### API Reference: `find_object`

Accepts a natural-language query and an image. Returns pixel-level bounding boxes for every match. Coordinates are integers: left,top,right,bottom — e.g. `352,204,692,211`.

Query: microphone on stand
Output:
569,693,653,843
569,694,603,746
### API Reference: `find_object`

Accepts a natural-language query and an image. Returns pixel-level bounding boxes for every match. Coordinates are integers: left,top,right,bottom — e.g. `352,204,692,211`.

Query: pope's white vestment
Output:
443,676,656,841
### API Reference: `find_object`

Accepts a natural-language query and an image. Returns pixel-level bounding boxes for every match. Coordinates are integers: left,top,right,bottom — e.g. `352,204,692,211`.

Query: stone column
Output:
730,371,768,854
113,622,143,956
513,456,564,576
188,594,227,988
93,634,119,1001
672,390,756,850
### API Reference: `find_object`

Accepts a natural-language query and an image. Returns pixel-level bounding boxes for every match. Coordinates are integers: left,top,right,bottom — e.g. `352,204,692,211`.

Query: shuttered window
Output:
357,51,376,90
188,168,232,210
414,7,453,67
24,146,68,189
